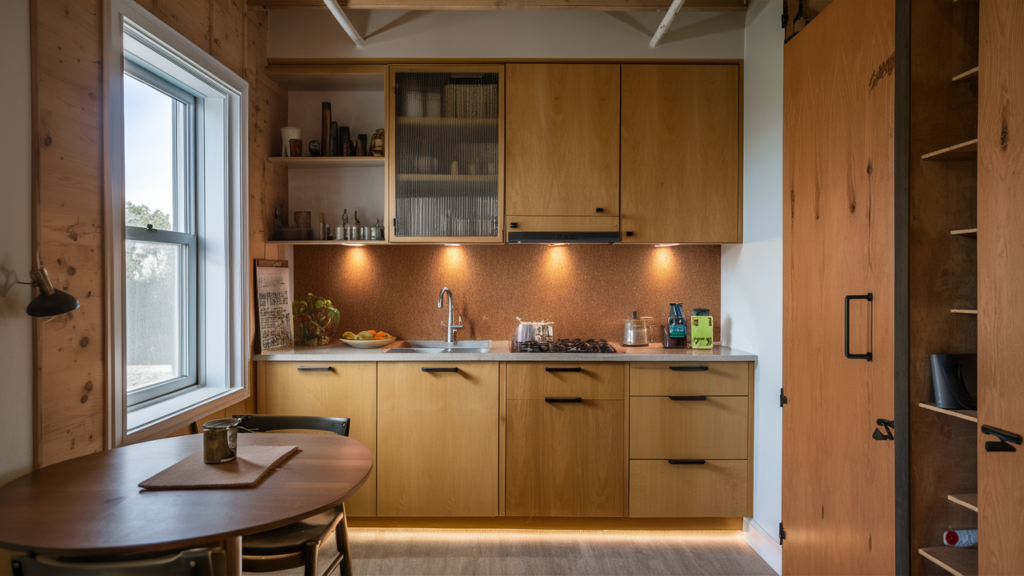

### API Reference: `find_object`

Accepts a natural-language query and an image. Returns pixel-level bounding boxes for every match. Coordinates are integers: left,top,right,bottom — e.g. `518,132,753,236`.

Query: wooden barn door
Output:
978,2,1024,574
782,0,896,573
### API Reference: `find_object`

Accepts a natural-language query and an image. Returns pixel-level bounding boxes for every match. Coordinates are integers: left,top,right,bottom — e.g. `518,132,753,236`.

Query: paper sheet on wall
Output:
256,264,293,351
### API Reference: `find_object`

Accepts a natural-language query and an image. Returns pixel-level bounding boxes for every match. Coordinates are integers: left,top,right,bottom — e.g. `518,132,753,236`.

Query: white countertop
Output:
255,341,756,363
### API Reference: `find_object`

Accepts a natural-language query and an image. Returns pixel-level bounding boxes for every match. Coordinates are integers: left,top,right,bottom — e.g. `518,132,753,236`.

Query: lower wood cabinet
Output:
260,361,378,517
629,460,749,518
376,362,500,516
629,396,748,460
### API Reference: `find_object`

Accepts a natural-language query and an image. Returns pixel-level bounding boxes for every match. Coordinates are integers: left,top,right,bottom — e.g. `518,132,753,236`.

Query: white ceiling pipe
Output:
323,0,367,49
649,0,686,49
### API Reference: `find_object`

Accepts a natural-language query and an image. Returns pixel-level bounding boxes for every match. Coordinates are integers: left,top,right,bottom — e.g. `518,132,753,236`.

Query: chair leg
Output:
305,541,319,576
335,504,353,576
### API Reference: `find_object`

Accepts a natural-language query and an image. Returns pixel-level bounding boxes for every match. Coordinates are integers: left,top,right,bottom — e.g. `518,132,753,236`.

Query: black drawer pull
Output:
297,366,334,372
668,459,706,465
545,397,583,403
669,366,709,372
982,424,1022,452
545,367,583,373
422,367,459,373
669,396,707,401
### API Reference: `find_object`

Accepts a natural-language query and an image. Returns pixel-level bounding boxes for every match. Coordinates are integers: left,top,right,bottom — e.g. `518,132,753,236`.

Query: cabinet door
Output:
621,64,740,243
506,399,624,517
979,2,1024,572
261,362,377,517
506,64,620,218
377,362,499,516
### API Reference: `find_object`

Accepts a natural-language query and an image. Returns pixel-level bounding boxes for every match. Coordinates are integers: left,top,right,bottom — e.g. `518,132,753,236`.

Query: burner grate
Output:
515,339,617,354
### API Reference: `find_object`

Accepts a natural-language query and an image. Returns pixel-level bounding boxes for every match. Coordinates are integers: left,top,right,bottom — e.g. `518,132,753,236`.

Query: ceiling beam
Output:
649,0,684,48
323,0,367,48
248,0,746,12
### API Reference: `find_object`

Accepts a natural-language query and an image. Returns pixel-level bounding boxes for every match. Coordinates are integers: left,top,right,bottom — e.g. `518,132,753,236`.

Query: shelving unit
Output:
919,402,978,423
268,156,385,168
948,493,979,512
951,228,978,237
952,66,979,83
919,547,978,576
922,138,978,161
951,309,978,315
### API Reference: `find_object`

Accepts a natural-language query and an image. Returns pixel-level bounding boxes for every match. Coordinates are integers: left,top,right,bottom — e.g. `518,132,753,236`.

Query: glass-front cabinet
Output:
387,65,504,243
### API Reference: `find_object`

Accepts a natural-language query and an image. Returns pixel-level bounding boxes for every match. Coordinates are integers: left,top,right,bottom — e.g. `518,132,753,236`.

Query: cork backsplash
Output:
294,244,721,343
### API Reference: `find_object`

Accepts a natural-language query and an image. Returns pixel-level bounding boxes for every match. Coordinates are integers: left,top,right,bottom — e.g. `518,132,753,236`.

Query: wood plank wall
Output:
30,0,287,468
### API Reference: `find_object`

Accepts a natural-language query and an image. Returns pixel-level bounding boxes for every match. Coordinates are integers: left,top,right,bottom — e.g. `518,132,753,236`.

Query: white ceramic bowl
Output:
339,337,396,349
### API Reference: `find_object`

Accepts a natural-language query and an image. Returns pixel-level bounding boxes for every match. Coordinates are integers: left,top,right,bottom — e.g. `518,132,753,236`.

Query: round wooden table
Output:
0,433,372,575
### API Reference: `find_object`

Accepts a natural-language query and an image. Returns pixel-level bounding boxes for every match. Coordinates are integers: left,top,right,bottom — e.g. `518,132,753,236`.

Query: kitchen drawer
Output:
507,362,624,400
629,361,749,397
630,396,747,459
629,459,749,518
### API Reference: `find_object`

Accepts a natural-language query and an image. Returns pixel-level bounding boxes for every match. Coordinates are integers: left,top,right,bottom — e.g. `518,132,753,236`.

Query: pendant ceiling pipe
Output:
323,0,367,49
649,0,686,48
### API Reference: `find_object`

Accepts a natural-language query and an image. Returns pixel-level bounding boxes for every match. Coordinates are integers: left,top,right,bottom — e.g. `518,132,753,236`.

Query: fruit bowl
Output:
339,337,396,349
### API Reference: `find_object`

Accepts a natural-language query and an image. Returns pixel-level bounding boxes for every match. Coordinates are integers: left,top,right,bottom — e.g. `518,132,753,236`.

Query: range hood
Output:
505,216,621,244
507,231,620,244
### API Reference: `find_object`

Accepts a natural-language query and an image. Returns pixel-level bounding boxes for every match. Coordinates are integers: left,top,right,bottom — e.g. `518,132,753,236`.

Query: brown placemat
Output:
139,445,299,491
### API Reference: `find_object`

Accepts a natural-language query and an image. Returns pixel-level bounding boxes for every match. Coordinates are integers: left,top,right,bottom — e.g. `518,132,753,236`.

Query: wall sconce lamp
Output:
1,252,81,318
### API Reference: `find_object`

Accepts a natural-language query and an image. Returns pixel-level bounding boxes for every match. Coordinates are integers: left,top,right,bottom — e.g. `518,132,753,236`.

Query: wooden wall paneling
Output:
152,0,210,54
782,0,896,573
907,1,980,573
978,1,1024,573
211,0,246,78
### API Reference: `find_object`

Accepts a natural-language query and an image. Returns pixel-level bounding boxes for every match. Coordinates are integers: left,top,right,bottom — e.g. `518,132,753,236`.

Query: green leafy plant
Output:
292,293,340,346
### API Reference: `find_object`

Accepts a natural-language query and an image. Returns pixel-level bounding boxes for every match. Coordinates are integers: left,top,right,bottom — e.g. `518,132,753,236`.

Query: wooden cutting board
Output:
139,445,299,491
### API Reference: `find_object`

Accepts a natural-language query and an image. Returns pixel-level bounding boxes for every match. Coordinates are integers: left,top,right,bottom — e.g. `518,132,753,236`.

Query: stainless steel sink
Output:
384,340,492,354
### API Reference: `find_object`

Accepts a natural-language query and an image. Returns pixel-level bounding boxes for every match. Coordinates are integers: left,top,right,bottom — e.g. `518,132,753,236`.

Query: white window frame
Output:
103,0,249,447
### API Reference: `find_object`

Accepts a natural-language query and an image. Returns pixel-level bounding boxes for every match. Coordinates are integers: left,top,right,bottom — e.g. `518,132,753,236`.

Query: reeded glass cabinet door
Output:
388,66,504,242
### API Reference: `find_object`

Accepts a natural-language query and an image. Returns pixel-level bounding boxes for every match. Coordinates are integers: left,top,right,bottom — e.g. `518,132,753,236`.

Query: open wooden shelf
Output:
919,547,978,576
267,156,384,168
922,139,978,161
265,64,386,92
953,67,979,83
951,228,978,237
948,493,978,513
267,240,387,246
919,402,978,423
951,309,978,315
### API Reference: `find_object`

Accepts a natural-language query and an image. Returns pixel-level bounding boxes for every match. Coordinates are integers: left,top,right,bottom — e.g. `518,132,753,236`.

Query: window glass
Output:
125,240,183,391
124,75,177,232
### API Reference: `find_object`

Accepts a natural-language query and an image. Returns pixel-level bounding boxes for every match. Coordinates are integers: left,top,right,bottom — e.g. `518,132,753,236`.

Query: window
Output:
104,0,249,445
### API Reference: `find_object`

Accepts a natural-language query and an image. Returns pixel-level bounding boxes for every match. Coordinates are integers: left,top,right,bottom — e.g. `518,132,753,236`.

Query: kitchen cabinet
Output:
377,361,500,516
620,64,741,244
504,64,621,233
259,361,378,517
505,362,626,517
629,460,748,518
387,65,504,243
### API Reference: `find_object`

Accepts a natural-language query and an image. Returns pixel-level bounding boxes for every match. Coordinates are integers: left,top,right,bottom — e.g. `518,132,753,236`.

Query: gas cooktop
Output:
514,339,617,353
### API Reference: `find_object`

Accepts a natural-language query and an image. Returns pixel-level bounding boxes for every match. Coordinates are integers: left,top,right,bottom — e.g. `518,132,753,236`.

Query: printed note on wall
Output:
256,264,293,351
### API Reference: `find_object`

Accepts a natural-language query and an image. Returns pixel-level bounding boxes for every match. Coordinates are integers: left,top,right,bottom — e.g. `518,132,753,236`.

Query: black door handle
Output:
596,207,605,213
668,459,706,465
298,366,334,372
982,424,1022,452
669,366,709,372
545,367,582,373
872,418,894,441
422,367,459,373
545,397,583,403
669,396,707,401
845,293,873,361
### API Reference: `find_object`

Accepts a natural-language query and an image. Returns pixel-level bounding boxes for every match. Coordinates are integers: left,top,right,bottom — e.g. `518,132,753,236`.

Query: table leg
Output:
225,535,242,576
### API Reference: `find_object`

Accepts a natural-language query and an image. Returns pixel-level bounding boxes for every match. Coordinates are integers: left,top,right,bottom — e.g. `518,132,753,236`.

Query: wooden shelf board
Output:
267,240,388,246
951,309,978,315
948,493,978,513
919,402,978,423
919,547,978,576
267,156,384,168
951,228,978,237
397,174,498,183
953,67,979,83
265,65,386,92
922,139,978,161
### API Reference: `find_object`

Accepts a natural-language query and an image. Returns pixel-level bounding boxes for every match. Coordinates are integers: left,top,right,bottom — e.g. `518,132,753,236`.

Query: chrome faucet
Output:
438,287,463,344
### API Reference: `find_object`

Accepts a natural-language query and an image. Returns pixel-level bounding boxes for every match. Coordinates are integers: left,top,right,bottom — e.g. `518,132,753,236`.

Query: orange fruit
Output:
368,330,377,336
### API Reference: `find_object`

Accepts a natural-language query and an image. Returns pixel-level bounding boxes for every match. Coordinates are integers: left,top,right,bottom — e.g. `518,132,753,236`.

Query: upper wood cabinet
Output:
505,64,621,223
620,64,741,244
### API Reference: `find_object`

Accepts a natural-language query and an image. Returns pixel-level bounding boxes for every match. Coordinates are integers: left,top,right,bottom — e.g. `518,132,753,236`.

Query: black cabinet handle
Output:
872,418,895,441
626,231,634,237
298,366,334,372
510,222,519,229
545,397,583,403
983,424,1022,452
669,366,709,372
668,459,706,465
545,367,583,373
422,367,459,373
844,293,873,361
669,396,707,401
596,207,605,213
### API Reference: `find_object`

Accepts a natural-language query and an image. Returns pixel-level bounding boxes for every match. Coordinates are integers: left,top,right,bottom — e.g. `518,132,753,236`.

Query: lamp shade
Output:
27,288,80,318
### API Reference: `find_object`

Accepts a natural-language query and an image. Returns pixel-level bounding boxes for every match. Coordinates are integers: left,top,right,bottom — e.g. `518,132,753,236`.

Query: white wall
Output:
721,0,783,572
0,0,35,487
269,9,745,59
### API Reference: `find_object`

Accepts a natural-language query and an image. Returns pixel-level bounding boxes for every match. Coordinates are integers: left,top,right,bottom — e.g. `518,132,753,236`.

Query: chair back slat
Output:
233,415,350,437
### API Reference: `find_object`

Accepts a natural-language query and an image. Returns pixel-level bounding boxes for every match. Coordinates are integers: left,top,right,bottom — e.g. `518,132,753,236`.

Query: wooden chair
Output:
11,548,224,576
232,414,353,576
